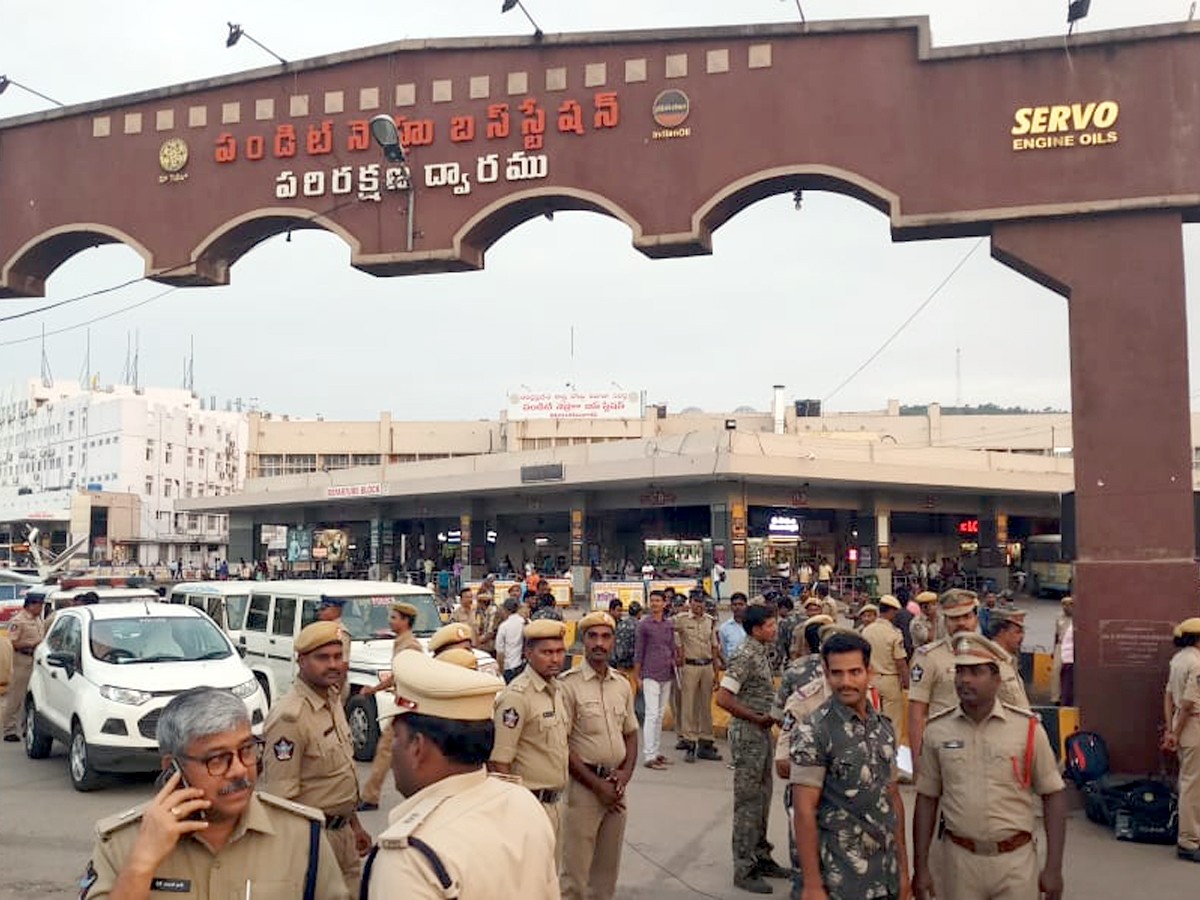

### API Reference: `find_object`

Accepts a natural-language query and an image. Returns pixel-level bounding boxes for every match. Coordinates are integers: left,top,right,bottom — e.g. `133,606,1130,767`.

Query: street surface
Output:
3,593,1183,900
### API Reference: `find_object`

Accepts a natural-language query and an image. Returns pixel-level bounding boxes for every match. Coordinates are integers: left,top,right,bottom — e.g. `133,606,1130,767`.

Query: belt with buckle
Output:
684,658,713,666
16,648,34,656
583,763,613,779
325,815,350,830
943,828,1032,855
531,788,563,803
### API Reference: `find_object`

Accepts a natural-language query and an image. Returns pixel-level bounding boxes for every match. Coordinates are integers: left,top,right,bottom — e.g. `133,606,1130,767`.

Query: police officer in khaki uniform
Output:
2,594,45,740
861,595,910,732
1165,617,1200,862
359,601,425,811
907,589,980,767
674,591,723,763
559,611,639,900
913,633,1066,900
81,687,349,900
909,591,941,647
430,621,474,657
262,621,371,894
0,626,12,700
489,618,570,841
365,651,559,899
986,608,1032,710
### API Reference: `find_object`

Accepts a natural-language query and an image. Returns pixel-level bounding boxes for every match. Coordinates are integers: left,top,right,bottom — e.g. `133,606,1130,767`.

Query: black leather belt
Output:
16,648,34,656
531,788,562,803
685,658,713,665
584,763,613,779
325,815,350,830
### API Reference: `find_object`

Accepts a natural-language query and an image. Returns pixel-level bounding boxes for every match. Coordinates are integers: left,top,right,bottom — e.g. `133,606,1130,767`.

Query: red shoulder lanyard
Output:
1010,716,1036,789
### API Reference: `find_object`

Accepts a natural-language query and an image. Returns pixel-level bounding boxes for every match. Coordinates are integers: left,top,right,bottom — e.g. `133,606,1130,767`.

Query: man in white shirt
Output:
711,562,727,602
495,598,526,683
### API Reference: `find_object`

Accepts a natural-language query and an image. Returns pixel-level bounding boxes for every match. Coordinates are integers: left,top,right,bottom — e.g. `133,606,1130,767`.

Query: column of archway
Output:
992,211,1196,772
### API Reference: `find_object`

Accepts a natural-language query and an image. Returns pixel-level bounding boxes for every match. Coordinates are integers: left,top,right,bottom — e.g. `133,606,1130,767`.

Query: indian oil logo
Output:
652,89,691,140
1011,101,1119,151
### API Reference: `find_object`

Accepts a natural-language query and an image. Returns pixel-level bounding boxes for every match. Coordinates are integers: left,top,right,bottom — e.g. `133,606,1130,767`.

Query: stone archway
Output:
2,16,1198,767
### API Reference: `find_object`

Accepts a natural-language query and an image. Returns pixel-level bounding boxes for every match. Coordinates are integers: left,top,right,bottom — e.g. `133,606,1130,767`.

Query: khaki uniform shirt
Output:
558,662,638,769
82,792,350,900
998,648,1031,709
490,666,569,791
674,611,718,661
1169,646,1200,747
262,679,359,817
393,631,422,655
774,655,831,767
7,608,46,651
368,768,558,900
0,631,12,694
908,638,960,715
916,701,1065,841
862,619,906,678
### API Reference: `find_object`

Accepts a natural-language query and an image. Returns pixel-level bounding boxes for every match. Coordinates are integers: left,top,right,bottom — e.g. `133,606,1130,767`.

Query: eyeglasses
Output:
180,738,264,776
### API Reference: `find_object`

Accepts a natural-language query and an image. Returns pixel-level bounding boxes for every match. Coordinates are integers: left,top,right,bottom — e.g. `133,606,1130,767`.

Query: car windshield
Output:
89,616,233,664
301,594,442,639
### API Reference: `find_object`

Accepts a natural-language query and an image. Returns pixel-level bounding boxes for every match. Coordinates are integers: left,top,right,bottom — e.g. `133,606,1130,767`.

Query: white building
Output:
0,380,249,568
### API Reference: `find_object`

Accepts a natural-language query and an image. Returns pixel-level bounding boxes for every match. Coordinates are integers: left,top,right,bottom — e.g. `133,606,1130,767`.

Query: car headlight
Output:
99,685,153,706
230,677,259,699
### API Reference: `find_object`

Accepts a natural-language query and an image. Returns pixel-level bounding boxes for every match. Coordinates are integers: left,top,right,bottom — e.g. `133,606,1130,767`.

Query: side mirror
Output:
47,651,75,676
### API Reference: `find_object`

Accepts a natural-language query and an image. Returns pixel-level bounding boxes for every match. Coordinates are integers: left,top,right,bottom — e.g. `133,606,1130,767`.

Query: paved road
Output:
2,726,1195,900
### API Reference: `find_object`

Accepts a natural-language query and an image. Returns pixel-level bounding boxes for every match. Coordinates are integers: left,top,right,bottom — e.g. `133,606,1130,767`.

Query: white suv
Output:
228,581,497,761
23,600,268,791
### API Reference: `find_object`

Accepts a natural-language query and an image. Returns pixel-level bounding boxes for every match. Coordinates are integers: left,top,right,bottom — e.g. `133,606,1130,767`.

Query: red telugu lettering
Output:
486,104,510,140
307,120,334,155
520,98,545,151
214,133,236,164
450,115,476,143
274,125,297,158
245,135,265,161
557,100,585,135
347,120,370,151
399,117,435,146
594,91,619,129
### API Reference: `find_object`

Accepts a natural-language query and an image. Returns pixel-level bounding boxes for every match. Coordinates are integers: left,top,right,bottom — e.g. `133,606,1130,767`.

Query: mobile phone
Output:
156,760,206,820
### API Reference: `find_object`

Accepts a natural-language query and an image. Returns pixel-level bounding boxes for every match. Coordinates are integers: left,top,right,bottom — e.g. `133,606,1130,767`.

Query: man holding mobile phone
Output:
79,687,349,899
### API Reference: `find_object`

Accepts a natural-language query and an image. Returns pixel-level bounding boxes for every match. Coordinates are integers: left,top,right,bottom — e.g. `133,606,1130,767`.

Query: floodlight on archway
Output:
0,75,62,107
225,22,287,65
501,0,543,41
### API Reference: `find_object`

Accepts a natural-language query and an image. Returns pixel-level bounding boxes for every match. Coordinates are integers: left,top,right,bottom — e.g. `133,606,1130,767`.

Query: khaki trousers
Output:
1180,741,1200,850
327,822,362,897
361,720,394,805
560,778,626,900
2,653,33,737
680,664,714,741
543,797,563,865
939,836,1037,900
874,674,905,734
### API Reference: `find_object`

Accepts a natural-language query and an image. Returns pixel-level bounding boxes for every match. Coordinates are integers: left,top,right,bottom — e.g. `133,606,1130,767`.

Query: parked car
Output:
227,580,497,760
167,581,252,633
23,600,268,791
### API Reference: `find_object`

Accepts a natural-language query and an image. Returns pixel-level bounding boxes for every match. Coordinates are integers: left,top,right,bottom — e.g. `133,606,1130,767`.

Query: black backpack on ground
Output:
1063,731,1178,845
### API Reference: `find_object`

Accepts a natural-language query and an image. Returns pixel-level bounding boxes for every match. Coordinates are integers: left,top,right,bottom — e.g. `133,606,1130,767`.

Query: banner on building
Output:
507,390,642,421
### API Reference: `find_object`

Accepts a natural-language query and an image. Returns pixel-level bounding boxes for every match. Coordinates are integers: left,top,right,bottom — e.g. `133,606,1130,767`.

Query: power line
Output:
822,238,985,404
0,286,177,348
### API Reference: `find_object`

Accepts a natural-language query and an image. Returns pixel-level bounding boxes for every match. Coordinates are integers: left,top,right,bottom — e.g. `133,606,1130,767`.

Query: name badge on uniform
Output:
941,740,964,749
149,878,191,892
542,710,555,718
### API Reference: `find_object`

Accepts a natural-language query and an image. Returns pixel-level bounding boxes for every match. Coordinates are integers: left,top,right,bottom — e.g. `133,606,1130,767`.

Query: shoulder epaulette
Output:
914,638,947,655
558,667,582,678
95,803,147,839
257,791,324,821
927,706,957,722
273,691,303,723
379,794,451,849
1001,702,1038,719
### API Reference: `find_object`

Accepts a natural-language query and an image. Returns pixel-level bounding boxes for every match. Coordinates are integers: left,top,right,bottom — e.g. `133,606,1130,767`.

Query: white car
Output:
228,580,498,760
23,600,269,791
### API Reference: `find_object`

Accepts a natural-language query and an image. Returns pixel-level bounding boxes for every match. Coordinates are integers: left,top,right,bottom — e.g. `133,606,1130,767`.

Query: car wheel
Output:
68,721,103,792
255,673,271,706
24,700,52,759
346,694,378,762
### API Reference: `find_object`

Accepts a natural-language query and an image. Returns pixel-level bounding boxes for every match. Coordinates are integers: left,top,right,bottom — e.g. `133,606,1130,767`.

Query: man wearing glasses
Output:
79,687,349,899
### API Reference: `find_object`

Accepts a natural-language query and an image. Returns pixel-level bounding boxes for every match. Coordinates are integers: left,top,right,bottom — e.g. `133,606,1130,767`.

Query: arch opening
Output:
1,224,153,300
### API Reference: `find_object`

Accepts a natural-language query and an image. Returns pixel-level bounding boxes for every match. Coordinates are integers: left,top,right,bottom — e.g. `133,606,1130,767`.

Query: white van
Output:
229,580,497,760
167,581,253,634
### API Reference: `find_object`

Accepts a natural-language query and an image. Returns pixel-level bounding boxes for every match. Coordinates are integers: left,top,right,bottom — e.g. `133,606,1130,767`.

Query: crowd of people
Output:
4,569,1199,899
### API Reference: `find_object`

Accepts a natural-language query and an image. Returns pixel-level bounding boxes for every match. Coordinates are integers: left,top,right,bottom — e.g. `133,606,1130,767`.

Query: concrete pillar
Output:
227,513,255,566
978,499,1009,592
569,494,588,602
993,211,1196,772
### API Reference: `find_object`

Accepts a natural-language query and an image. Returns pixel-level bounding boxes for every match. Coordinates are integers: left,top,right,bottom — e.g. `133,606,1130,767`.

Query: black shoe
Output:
2,735,19,743
697,741,723,761
754,860,793,880
733,875,773,894
675,737,689,750
684,742,696,763
1178,846,1200,863
357,801,379,812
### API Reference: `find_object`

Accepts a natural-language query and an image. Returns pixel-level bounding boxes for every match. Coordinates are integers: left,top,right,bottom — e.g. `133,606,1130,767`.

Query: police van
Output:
199,580,496,760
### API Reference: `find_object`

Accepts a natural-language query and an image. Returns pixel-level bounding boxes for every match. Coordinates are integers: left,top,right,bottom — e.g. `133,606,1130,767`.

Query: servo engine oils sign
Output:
1011,100,1119,152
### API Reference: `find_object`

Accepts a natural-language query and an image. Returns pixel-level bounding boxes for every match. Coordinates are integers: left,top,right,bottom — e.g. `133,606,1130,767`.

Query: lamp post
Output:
501,0,544,40
225,23,288,65
0,75,63,107
369,115,416,252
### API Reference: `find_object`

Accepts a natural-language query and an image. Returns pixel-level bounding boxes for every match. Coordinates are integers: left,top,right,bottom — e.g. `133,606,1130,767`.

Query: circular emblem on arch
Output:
159,138,189,174
652,89,690,128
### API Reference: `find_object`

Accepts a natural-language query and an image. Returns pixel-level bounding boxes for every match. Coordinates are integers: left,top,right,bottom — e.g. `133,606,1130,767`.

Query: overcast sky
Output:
2,1,1199,421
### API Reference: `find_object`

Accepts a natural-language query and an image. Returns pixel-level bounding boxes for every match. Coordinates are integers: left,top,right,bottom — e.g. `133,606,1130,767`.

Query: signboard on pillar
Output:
459,514,471,566
731,502,747,568
570,508,584,566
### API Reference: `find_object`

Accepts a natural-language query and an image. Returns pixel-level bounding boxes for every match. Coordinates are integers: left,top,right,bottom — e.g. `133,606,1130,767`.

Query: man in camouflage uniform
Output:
717,605,792,894
791,631,910,900
775,597,804,672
